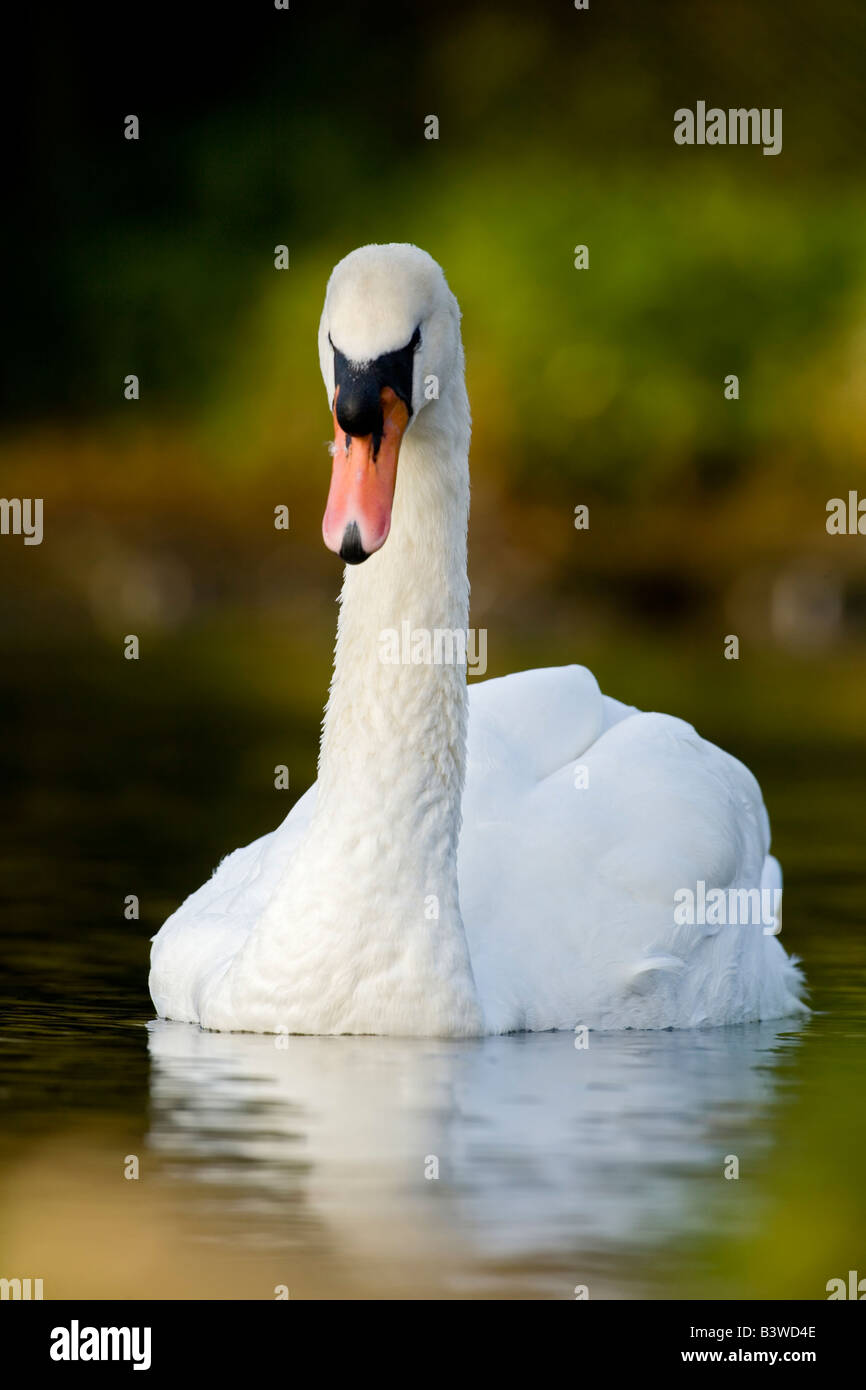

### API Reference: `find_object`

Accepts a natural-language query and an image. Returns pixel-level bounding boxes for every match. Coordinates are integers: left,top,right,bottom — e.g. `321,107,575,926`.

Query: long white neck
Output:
317,383,471,826
264,375,483,1036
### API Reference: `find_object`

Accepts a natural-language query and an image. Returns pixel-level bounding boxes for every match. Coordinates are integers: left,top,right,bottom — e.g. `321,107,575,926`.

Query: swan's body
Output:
150,243,805,1035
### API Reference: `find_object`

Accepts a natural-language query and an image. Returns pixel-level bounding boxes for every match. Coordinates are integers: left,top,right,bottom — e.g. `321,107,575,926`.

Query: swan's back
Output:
458,665,805,1031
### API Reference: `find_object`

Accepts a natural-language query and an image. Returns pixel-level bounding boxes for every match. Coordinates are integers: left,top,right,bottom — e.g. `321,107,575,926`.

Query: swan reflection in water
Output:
146,1019,801,1296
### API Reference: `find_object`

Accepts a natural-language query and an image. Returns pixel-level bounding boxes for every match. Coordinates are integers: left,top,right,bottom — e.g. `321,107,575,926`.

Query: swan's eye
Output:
410,326,421,351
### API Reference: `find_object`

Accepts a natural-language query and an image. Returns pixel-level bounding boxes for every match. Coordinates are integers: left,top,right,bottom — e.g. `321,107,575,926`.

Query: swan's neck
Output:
318,396,470,819
299,383,482,1034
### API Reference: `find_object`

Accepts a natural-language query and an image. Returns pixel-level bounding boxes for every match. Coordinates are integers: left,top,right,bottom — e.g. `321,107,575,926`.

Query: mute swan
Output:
150,242,806,1036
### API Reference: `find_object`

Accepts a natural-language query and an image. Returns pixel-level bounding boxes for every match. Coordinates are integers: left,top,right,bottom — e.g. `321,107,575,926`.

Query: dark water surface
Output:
1,637,864,1299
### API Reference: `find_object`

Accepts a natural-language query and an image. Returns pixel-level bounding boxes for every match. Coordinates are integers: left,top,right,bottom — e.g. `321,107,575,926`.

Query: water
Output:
143,1021,805,1299
1,635,864,1299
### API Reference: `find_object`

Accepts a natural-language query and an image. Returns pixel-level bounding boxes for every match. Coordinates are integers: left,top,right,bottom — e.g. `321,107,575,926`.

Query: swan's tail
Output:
761,853,809,1015
761,852,783,937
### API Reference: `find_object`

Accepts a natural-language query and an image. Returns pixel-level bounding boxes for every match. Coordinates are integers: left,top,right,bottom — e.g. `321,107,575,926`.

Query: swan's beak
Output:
323,387,409,564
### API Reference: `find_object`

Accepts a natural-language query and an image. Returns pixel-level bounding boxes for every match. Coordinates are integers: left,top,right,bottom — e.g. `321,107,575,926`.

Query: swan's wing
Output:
467,665,607,779
461,671,804,1031
149,783,317,1022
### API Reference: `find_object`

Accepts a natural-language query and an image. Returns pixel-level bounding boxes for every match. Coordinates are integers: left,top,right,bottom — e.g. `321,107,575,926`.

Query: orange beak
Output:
323,386,409,563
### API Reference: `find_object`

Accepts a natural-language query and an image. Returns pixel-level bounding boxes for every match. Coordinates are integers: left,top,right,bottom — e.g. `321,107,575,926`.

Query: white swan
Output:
150,242,806,1036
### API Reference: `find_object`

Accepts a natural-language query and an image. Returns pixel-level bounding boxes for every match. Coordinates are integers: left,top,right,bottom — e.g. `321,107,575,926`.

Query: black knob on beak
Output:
335,370,383,440
330,327,420,454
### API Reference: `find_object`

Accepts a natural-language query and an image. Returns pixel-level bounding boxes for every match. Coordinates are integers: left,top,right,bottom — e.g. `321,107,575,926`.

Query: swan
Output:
149,242,806,1036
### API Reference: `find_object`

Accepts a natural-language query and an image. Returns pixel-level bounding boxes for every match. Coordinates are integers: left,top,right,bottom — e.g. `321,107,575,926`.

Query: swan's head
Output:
318,243,461,564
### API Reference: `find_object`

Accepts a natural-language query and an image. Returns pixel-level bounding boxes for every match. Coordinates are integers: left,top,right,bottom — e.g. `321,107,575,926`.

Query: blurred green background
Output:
1,0,864,1299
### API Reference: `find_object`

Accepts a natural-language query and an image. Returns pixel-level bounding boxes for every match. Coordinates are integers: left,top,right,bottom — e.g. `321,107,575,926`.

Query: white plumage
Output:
150,243,806,1035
